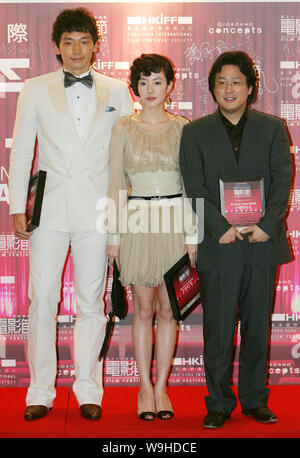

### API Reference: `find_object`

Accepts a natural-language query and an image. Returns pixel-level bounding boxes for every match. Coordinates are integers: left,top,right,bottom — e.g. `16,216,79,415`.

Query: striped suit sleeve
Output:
256,119,292,241
179,123,231,242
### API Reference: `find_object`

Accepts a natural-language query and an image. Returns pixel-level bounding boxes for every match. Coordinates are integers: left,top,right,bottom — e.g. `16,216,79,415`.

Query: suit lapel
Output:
47,70,111,148
66,71,111,169
78,70,110,145
47,70,111,168
47,70,80,141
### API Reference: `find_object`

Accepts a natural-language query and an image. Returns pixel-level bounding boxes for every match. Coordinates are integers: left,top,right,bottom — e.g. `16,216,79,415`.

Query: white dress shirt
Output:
64,68,97,138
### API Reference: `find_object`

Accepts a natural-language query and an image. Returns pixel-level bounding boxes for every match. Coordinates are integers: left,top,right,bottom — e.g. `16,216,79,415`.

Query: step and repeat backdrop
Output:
0,1,299,387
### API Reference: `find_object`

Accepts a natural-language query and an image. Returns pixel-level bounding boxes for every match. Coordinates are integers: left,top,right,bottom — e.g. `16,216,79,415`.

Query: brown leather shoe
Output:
80,404,102,420
24,405,48,421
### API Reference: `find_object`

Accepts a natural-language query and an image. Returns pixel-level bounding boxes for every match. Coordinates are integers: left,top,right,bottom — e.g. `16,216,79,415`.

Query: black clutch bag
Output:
98,260,127,360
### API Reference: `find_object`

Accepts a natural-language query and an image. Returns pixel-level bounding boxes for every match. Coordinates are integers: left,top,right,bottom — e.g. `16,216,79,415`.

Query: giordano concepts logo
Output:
208,22,262,35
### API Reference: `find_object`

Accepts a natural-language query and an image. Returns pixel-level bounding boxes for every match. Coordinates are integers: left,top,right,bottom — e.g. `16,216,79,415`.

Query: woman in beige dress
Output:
106,54,197,420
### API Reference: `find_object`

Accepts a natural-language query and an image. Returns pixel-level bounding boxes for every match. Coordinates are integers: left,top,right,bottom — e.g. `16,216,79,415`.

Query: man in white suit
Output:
9,8,134,421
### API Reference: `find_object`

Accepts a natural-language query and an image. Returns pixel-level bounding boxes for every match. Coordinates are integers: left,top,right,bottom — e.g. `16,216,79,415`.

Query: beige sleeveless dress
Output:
107,115,196,287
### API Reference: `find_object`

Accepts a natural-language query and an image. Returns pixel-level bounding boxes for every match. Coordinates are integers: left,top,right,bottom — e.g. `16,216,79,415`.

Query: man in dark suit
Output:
179,51,292,428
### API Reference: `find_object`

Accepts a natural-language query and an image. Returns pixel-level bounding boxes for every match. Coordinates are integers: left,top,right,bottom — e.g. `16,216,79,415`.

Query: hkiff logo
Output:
93,61,130,71
134,101,193,111
280,61,300,70
128,15,192,25
173,356,204,366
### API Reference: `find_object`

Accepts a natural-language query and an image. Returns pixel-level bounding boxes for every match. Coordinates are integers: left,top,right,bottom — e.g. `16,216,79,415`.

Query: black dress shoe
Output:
80,404,102,420
203,411,231,429
242,406,277,423
24,405,48,421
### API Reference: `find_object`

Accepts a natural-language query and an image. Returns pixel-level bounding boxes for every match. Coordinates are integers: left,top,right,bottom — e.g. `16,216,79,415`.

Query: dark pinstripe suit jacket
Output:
179,109,293,271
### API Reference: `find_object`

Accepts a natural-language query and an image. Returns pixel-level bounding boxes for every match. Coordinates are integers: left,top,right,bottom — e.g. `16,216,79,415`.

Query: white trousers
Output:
26,228,108,408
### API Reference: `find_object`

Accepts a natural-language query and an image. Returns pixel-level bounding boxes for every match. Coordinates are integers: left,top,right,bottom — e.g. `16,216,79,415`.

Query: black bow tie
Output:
64,71,93,89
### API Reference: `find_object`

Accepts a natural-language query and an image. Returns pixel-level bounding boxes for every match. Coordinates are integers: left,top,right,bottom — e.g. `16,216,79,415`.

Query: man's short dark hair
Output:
208,51,259,104
52,8,99,63
129,54,175,97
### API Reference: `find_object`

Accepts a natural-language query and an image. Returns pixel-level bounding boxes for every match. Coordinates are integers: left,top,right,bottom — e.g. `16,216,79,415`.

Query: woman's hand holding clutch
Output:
185,244,197,268
106,245,120,269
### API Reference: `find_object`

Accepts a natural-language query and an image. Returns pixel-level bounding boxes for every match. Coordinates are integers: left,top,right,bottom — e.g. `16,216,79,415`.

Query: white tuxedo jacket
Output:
9,69,134,232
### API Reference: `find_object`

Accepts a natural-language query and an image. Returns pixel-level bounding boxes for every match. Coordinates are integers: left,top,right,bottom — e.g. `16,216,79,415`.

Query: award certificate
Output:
219,178,265,230
26,170,47,231
164,253,200,322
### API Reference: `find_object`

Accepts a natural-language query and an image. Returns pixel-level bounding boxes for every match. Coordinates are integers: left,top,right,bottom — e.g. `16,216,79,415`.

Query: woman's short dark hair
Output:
52,8,99,63
129,54,175,97
208,51,259,104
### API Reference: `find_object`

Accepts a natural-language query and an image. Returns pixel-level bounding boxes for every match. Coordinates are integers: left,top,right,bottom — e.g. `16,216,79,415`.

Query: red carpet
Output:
0,385,299,440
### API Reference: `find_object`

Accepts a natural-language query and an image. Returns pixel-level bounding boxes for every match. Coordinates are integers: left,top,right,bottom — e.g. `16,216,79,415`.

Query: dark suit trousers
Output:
198,264,277,414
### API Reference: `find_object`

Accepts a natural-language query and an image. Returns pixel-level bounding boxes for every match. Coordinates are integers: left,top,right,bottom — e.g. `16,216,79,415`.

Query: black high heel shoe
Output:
138,411,156,421
137,391,156,421
157,410,174,420
155,391,174,420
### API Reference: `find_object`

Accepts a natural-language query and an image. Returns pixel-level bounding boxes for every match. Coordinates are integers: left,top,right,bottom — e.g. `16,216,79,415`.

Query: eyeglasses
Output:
215,79,247,90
